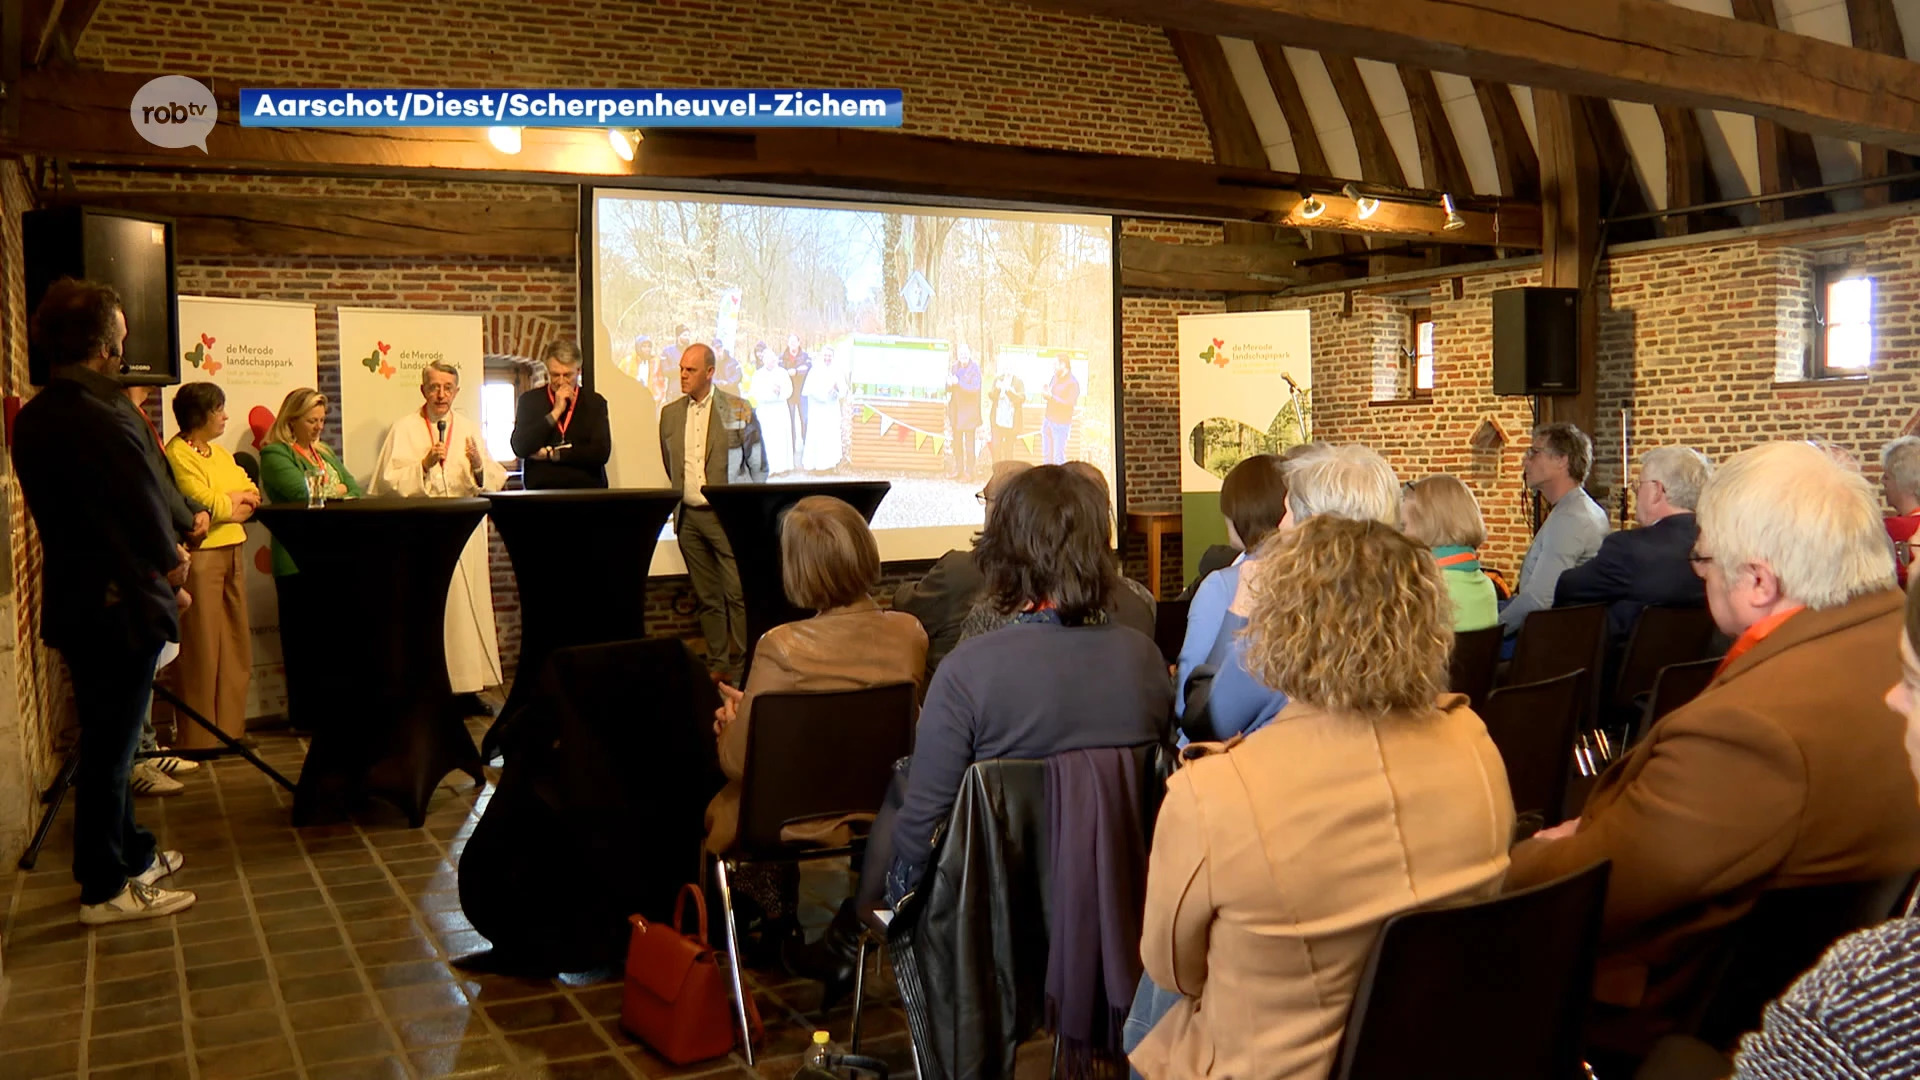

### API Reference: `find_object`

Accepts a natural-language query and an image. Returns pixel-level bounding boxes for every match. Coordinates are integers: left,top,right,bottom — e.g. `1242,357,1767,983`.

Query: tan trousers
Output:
163,544,253,749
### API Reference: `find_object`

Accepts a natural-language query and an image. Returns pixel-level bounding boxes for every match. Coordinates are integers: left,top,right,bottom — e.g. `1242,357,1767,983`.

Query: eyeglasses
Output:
1688,552,1715,567
975,490,989,505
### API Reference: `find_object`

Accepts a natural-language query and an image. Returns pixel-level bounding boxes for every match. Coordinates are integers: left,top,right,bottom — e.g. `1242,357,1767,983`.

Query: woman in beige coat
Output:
1129,516,1516,1080
703,496,927,950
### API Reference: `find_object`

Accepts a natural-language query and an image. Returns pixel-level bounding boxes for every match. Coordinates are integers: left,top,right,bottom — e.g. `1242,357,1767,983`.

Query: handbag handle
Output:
673,883,710,945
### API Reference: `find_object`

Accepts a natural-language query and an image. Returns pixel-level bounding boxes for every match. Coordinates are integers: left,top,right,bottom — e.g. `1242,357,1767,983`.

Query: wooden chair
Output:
1481,670,1587,823
1628,657,1722,747
1448,625,1504,716
1611,605,1719,717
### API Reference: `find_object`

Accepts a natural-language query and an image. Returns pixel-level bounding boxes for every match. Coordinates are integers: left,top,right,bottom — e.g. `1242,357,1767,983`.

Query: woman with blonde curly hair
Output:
1127,515,1516,1080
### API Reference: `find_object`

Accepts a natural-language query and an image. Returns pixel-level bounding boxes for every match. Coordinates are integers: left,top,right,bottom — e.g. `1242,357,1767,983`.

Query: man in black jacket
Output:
509,340,611,489
13,278,195,924
1555,445,1714,643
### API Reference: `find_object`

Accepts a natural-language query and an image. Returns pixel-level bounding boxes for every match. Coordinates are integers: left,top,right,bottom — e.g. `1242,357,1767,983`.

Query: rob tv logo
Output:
130,76,218,152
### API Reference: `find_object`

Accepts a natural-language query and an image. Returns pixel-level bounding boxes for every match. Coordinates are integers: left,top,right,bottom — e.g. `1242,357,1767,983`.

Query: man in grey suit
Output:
661,343,767,683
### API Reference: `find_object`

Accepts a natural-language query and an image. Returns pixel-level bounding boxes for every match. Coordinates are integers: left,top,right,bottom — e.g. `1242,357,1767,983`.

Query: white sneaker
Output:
134,850,184,887
79,881,196,925
130,762,184,796
150,754,200,774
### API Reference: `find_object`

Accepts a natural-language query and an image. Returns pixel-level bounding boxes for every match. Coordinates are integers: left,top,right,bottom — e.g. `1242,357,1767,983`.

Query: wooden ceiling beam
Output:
1472,79,1539,201
1729,0,1830,222
1119,236,1309,290
1536,88,1600,439
1320,52,1407,188
1847,0,1912,208
1399,66,1471,196
1579,96,1655,241
2,69,1537,246
1164,25,1288,276
1657,106,1709,237
1030,0,1920,152
1255,43,1329,176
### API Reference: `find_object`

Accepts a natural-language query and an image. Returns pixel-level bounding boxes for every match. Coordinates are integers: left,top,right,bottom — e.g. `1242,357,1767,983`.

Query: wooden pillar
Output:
1534,90,1600,440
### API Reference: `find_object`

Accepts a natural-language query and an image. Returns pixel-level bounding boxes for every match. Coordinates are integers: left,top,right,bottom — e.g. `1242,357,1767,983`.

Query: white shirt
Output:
682,390,712,507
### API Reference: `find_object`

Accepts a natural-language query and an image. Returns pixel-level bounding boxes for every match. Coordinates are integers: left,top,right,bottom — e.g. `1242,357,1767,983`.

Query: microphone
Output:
1281,373,1302,392
436,418,448,444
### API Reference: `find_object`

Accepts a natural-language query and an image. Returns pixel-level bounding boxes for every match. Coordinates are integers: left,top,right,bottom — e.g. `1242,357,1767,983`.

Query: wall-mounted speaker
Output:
24,207,180,387
1491,286,1580,396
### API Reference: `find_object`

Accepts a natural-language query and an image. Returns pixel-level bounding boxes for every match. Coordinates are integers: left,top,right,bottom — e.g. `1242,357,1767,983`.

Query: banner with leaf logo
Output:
335,308,484,485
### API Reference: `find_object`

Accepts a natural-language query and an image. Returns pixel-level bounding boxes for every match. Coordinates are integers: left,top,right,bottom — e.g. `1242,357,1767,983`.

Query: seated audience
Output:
1498,422,1610,639
1554,445,1713,644
1400,474,1499,631
705,495,927,854
1728,575,1920,1078
1175,454,1288,718
1506,441,1920,1066
784,465,1172,999
886,465,1171,903
1200,443,1401,740
161,382,260,750
703,496,926,959
259,388,363,733
1126,515,1516,1080
1881,435,1920,586
890,460,1029,677
1061,459,1156,630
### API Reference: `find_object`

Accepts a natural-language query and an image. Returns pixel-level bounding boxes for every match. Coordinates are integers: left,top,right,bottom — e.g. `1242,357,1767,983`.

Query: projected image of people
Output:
592,191,1118,562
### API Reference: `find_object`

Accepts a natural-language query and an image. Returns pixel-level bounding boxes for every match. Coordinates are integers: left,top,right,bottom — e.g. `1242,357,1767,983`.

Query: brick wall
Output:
79,0,1213,161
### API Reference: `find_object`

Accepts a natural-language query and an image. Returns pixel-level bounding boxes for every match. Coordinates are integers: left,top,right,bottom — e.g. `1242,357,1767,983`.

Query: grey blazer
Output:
659,388,768,520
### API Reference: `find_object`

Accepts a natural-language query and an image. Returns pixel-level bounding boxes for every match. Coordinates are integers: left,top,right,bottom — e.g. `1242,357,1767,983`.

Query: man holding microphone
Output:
510,340,610,489
371,361,507,699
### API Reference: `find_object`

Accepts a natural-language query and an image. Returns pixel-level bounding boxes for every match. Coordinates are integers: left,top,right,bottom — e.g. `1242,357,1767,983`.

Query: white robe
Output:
750,365,794,475
370,408,508,694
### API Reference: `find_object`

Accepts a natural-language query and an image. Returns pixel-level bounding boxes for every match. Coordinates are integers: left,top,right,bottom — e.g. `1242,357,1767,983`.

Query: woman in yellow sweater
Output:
163,382,261,749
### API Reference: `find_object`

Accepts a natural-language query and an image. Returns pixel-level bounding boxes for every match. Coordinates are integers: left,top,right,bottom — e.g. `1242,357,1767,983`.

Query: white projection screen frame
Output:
582,188,1122,574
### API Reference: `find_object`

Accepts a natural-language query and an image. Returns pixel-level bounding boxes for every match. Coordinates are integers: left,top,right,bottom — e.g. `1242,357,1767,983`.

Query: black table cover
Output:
481,488,679,756
699,480,890,673
255,496,490,826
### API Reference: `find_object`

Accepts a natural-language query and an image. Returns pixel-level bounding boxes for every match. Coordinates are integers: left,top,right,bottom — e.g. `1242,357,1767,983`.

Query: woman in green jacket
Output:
259,388,362,729
1401,474,1500,632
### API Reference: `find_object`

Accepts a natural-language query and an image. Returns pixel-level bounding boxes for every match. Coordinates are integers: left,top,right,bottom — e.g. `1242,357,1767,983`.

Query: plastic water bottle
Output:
806,1030,832,1068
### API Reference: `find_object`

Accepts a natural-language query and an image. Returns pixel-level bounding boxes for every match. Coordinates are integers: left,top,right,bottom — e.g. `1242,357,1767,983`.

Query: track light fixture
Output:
487,126,523,154
1297,192,1327,220
1441,193,1467,231
1341,183,1380,220
608,128,642,161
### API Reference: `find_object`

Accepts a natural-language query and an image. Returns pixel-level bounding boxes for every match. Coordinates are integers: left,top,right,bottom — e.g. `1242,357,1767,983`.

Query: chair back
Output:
1613,606,1719,712
1481,670,1586,822
1629,657,1722,746
1329,861,1612,1080
1509,603,1609,690
1448,625,1504,715
733,682,917,856
1691,870,1920,1049
1153,597,1190,666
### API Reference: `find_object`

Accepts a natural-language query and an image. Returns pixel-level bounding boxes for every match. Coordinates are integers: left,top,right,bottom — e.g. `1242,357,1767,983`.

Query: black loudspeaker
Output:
23,206,179,387
1491,287,1580,396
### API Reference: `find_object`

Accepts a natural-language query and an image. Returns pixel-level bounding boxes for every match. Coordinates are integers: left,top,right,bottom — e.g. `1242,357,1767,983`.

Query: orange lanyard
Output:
1434,551,1476,568
1716,606,1805,677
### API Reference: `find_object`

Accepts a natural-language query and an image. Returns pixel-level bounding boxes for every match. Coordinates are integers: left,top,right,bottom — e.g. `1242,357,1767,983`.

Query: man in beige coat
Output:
1508,441,1920,1063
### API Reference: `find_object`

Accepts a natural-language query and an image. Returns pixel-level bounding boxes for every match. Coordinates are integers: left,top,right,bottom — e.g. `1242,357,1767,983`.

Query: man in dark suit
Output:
13,279,195,924
1556,445,1714,643
892,460,1029,678
510,340,611,489
660,343,766,683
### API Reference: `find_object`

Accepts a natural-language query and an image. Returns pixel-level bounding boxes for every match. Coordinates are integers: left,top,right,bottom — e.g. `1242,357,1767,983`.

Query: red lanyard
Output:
139,410,164,452
547,386,578,437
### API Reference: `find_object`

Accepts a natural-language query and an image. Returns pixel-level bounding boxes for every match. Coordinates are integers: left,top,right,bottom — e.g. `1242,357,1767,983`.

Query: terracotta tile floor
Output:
0,722,934,1079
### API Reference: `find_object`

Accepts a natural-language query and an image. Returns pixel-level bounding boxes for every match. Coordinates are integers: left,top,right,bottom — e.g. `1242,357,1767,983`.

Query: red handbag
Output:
620,884,763,1064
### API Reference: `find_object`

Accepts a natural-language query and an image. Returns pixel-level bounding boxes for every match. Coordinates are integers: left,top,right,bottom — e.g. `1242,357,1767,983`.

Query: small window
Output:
1410,308,1435,396
481,381,519,462
1812,270,1873,377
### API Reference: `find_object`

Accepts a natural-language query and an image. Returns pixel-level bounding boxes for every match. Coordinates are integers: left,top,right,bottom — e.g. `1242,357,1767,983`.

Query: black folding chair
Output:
1329,861,1612,1080
1153,597,1191,667
1688,869,1920,1050
1510,604,1610,691
1628,657,1722,747
1448,625,1505,716
1612,606,1719,716
1481,670,1587,824
708,682,918,1066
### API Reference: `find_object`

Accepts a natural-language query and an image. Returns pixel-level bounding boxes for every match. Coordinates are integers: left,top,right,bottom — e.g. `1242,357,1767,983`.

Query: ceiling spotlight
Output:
1342,183,1380,220
487,126,523,154
1297,192,1327,220
1442,193,1467,232
607,128,642,161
